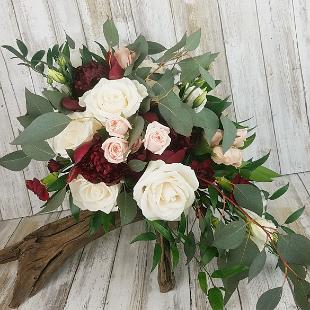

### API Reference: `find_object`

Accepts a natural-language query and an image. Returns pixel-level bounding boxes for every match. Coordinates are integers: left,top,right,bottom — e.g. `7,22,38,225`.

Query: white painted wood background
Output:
1,0,310,220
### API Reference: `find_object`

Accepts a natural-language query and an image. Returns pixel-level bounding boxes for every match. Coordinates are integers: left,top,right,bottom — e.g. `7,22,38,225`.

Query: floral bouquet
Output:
1,19,310,310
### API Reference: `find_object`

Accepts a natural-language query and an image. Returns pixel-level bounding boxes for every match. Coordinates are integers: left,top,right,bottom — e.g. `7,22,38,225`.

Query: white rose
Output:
82,77,148,122
133,160,199,221
51,112,101,157
247,211,277,251
69,175,120,213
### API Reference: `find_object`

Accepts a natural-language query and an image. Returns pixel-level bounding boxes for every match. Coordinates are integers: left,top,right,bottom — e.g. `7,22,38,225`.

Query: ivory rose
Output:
211,146,243,167
114,47,134,69
144,121,171,155
105,116,132,138
133,160,199,221
69,175,120,213
247,211,277,251
82,77,148,122
51,112,101,157
234,128,248,148
101,137,129,163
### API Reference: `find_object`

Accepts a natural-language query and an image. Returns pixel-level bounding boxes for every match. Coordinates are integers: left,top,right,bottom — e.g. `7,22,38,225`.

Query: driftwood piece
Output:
0,210,175,308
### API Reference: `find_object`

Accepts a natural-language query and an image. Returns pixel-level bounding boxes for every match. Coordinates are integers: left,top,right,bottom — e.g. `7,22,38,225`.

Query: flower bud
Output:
48,69,66,84
57,55,67,67
183,86,207,112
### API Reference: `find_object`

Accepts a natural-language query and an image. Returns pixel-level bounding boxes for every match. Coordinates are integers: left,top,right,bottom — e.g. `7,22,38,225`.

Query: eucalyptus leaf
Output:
269,183,289,200
220,115,237,153
185,29,201,51
211,265,248,279
40,187,67,213
11,112,71,145
25,88,53,115
128,115,144,148
103,19,119,47
42,89,66,110
284,206,305,224
17,115,35,128
147,41,166,54
199,66,216,89
128,159,147,172
0,150,31,171
22,141,55,161
256,287,282,310
117,190,138,225
248,250,266,282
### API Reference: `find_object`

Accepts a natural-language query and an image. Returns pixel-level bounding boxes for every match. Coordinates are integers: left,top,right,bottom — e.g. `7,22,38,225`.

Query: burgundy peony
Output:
47,159,62,173
73,61,108,97
190,159,215,187
61,97,85,112
68,134,127,185
26,178,49,201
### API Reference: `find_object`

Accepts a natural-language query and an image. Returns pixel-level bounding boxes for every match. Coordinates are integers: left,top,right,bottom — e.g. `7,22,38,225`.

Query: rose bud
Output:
26,178,49,201
108,52,124,80
47,159,62,173
61,97,85,112
105,116,132,138
144,121,171,155
114,47,133,69
101,137,129,164
143,111,159,123
47,69,66,84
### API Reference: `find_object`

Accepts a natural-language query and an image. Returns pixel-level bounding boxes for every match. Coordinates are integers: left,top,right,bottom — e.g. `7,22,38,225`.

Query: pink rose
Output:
106,117,132,138
144,121,171,155
210,130,223,147
114,47,134,69
211,146,243,167
233,129,248,148
101,137,129,163
130,137,143,154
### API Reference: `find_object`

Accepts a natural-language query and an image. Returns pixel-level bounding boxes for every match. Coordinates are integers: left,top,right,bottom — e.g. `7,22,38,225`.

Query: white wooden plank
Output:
64,228,121,310
255,0,310,174
104,222,148,310
0,212,61,309
291,0,310,132
170,0,236,118
218,0,280,172
0,218,21,248
129,0,176,47
238,174,310,309
75,0,112,53
299,171,310,199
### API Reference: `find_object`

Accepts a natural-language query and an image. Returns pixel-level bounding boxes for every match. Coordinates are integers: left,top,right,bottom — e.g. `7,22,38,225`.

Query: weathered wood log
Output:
0,210,175,308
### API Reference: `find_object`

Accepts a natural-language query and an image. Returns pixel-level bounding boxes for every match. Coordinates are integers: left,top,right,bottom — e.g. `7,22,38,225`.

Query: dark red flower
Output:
231,174,250,185
108,52,124,80
149,149,187,164
47,159,62,173
73,61,108,97
190,159,215,187
143,112,159,123
26,178,49,201
61,97,85,112
69,134,127,185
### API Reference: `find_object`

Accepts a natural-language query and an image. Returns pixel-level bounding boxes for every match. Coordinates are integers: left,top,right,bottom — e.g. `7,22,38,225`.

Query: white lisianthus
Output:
247,210,277,251
184,86,207,112
133,160,199,221
51,112,101,157
69,175,120,213
81,77,148,122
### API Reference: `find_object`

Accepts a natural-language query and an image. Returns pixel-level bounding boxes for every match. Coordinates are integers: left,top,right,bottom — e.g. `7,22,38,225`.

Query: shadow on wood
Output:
0,210,175,308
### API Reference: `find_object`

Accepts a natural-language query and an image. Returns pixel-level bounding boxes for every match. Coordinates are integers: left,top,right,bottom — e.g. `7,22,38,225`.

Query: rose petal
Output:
61,97,86,112
73,140,93,163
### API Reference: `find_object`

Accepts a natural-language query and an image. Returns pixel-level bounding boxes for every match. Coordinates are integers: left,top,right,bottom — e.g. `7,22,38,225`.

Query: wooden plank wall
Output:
0,0,310,220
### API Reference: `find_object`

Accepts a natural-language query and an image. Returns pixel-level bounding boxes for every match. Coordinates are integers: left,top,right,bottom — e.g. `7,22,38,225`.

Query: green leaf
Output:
117,191,138,225
150,221,173,241
128,159,147,172
89,211,103,235
198,272,208,294
11,112,71,145
220,116,237,153
284,206,305,224
170,243,180,268
199,66,216,89
103,19,119,47
69,192,80,221
256,287,282,310
42,89,66,110
179,213,187,236
16,39,28,57
185,29,201,51
277,234,310,265
248,250,266,282
0,150,31,171
22,141,55,161
147,41,166,54
17,115,35,128
66,33,75,49
184,231,196,263
201,246,217,266
269,183,289,200
101,212,114,233
158,34,187,62
213,221,246,250
2,45,24,58
128,115,144,148
40,187,67,213
244,152,270,171
159,92,193,136
130,232,157,244
152,70,174,96
293,279,310,309
48,174,67,192
25,88,53,115
211,265,248,279
208,287,224,310
128,35,148,68
151,243,162,272
95,41,108,57
248,166,280,182
234,184,263,216
193,108,219,144
241,133,256,150
81,45,92,65
31,50,45,66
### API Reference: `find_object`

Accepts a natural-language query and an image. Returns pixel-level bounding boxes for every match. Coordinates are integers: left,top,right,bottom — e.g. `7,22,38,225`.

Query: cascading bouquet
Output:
1,19,310,310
